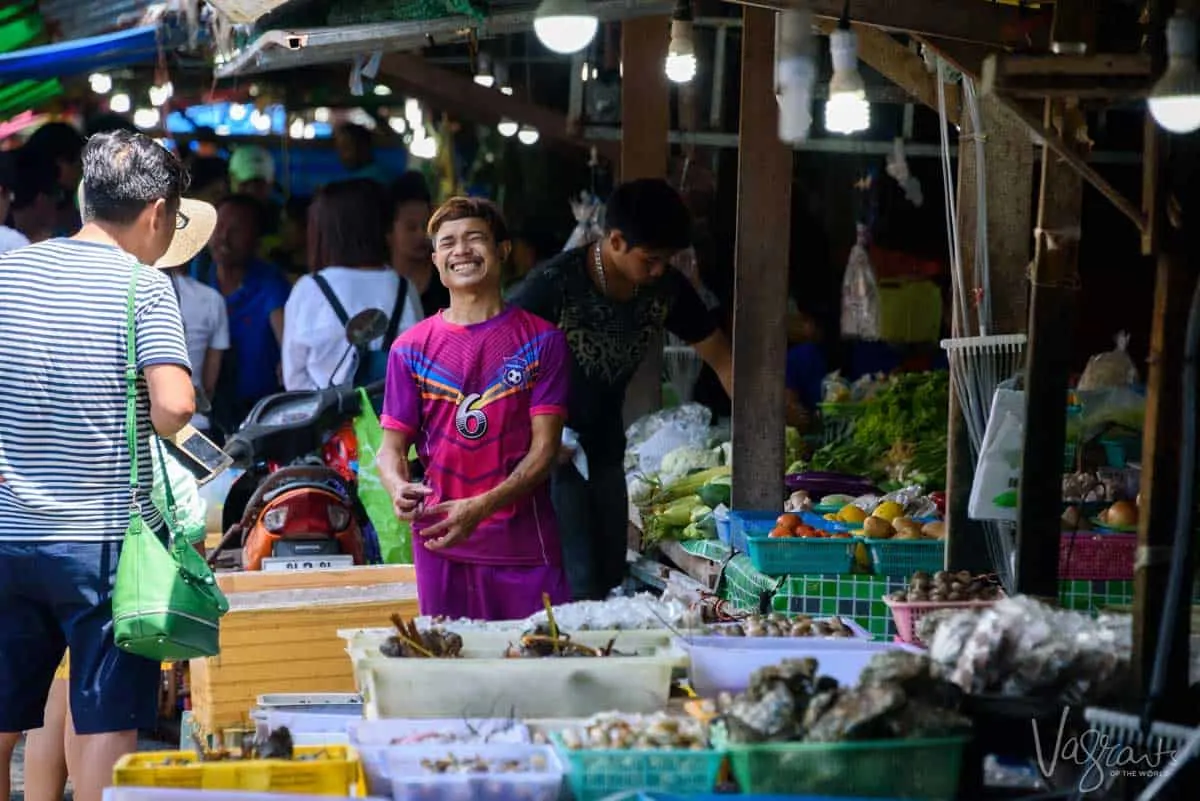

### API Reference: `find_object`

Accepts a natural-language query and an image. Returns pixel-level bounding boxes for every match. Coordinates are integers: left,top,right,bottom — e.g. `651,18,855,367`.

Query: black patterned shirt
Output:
508,246,716,463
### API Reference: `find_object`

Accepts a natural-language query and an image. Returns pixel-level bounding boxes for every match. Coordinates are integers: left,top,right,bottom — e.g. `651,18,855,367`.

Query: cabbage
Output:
660,445,721,482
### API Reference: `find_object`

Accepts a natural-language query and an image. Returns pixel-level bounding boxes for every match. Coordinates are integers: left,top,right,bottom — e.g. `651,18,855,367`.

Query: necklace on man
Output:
593,242,636,298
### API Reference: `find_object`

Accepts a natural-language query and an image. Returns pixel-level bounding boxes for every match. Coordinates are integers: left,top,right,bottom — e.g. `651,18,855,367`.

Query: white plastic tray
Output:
355,645,683,720
678,637,924,698
104,791,386,801
385,743,564,801
339,627,676,665
349,719,531,797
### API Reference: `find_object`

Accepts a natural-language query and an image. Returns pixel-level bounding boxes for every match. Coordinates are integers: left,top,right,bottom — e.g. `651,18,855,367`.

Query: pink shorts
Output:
414,548,570,622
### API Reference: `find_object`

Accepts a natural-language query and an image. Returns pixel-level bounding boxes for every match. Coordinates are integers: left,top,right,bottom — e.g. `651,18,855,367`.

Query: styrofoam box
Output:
104,790,386,801
386,744,564,801
355,645,683,720
339,627,677,665
348,719,530,797
678,637,925,698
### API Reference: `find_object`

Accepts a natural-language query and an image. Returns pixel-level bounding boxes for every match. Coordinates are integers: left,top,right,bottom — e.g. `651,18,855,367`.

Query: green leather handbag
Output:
112,263,229,662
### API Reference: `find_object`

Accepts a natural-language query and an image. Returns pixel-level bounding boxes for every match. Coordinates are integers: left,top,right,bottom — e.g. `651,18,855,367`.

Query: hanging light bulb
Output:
289,118,305,139
533,0,598,55
229,103,247,121
313,106,331,123
373,84,393,96
1149,11,1200,134
517,125,540,145
496,61,514,95
404,98,423,128
664,0,697,84
776,8,817,143
133,108,160,129
388,116,407,134
250,109,272,132
498,118,519,137
409,126,438,160
89,73,112,94
474,51,496,88
303,123,316,140
109,92,131,113
824,25,870,135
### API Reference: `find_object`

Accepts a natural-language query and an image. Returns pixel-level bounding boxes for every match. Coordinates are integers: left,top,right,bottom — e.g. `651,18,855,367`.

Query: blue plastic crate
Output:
745,535,859,576
865,539,946,576
714,509,732,545
551,735,724,801
728,510,778,553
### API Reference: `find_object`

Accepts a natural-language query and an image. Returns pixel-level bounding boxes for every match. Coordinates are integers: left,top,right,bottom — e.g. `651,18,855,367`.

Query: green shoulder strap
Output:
124,264,178,530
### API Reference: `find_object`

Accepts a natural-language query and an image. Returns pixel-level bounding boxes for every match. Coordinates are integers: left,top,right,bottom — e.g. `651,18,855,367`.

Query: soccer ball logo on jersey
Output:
500,355,531,388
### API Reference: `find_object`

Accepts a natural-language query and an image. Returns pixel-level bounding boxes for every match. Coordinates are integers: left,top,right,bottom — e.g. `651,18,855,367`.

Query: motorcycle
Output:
208,308,389,572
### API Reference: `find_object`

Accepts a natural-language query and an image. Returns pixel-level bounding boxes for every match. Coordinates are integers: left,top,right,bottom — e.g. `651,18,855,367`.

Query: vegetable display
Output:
805,372,949,490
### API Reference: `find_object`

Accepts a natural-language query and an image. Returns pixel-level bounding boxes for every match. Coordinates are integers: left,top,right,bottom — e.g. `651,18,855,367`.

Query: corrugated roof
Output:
38,0,158,40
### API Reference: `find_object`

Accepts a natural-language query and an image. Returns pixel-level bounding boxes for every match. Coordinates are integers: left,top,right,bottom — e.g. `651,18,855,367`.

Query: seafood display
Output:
380,614,465,659
502,622,619,659
556,713,709,751
703,613,855,639
418,753,549,774
716,652,971,746
925,595,1130,703
887,570,1002,603
176,727,300,764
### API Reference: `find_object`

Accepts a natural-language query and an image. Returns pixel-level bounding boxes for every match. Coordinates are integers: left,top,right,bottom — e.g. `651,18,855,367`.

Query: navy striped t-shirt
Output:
0,238,191,542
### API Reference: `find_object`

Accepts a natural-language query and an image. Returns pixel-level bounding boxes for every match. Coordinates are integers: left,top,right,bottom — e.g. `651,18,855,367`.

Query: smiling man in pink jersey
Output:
377,196,571,620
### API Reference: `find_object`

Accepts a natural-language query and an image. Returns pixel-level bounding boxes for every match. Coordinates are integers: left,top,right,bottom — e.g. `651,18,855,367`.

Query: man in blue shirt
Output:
191,194,290,435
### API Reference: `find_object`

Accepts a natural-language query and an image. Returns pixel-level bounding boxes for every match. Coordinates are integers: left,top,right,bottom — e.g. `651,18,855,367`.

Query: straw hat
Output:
77,180,217,269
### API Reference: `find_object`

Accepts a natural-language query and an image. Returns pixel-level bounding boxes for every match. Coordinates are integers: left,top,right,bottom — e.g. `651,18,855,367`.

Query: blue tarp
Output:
0,24,159,82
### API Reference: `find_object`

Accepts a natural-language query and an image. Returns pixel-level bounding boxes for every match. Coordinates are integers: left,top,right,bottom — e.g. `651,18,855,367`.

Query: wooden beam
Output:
730,5,792,510
376,53,618,161
1016,0,1089,603
815,20,960,125
619,16,671,427
982,52,1152,98
728,0,1052,47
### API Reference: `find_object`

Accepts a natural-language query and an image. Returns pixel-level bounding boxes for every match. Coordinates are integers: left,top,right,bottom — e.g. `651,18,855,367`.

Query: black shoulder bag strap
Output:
312,273,350,326
382,277,409,351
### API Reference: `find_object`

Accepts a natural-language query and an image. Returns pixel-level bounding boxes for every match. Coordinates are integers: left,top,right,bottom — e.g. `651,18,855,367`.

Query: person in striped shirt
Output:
0,130,207,801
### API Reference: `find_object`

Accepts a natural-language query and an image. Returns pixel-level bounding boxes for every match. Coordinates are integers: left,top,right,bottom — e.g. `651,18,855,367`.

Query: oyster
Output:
803,683,907,742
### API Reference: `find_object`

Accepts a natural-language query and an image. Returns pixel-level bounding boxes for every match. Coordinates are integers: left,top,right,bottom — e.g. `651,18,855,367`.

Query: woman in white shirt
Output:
282,179,423,390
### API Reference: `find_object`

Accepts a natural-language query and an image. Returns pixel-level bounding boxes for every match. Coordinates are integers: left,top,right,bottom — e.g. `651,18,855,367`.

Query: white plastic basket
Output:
339,627,675,665
103,791,386,801
386,743,564,801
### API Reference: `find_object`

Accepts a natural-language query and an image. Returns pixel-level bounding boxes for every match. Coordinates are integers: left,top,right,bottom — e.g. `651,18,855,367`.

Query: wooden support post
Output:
620,16,671,427
945,87,1034,575
1015,0,1089,602
730,6,792,510
1132,0,1192,715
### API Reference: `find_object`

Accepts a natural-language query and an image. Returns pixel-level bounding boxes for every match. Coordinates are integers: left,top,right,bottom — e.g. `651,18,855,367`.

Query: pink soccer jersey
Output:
381,306,570,566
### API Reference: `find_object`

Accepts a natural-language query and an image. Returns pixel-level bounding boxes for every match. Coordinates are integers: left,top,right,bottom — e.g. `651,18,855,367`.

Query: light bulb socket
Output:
669,20,695,56
1167,12,1197,61
830,28,859,73
672,0,693,23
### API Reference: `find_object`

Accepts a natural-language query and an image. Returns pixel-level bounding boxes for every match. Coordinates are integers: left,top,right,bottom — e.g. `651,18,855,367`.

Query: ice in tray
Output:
386,744,564,801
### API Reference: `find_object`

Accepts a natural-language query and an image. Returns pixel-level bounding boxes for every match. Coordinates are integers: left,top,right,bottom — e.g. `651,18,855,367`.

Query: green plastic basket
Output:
727,736,969,799
745,535,859,576
865,539,946,576
551,734,724,801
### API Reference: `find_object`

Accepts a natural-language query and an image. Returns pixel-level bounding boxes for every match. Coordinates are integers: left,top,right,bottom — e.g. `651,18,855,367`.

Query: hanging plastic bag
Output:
1077,331,1140,391
968,388,1026,522
353,388,412,564
562,191,603,252
840,223,882,340
150,440,207,544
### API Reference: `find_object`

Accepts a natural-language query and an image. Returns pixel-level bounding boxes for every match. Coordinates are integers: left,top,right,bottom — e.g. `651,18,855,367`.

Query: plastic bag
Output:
562,191,603,252
1077,331,1139,391
968,389,1026,522
821,371,852,403
353,388,412,564
624,403,713,475
150,441,207,544
840,224,881,341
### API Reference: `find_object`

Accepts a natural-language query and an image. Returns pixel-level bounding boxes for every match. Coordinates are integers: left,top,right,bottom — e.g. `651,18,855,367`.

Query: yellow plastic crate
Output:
112,745,367,796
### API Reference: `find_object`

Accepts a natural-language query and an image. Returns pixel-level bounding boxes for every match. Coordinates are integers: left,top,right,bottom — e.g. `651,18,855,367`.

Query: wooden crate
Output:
190,572,418,732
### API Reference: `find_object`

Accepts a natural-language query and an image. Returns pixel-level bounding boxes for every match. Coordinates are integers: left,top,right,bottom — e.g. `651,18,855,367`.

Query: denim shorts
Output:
0,540,161,734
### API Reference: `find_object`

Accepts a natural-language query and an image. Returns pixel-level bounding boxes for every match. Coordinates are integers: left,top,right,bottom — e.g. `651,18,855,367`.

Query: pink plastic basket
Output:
1057,531,1135,580
883,596,1003,646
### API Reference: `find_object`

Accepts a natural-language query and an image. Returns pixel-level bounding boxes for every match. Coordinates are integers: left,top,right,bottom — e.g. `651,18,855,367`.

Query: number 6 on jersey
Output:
455,392,488,440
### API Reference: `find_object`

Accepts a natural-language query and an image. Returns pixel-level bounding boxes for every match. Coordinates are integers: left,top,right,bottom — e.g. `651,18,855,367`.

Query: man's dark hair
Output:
216,193,268,234
24,121,85,164
12,148,62,210
390,170,432,217
336,122,373,150
82,130,190,225
190,156,229,195
310,179,390,269
603,178,692,251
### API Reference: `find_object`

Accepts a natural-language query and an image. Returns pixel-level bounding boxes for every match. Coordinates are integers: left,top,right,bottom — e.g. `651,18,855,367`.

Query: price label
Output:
261,555,354,572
